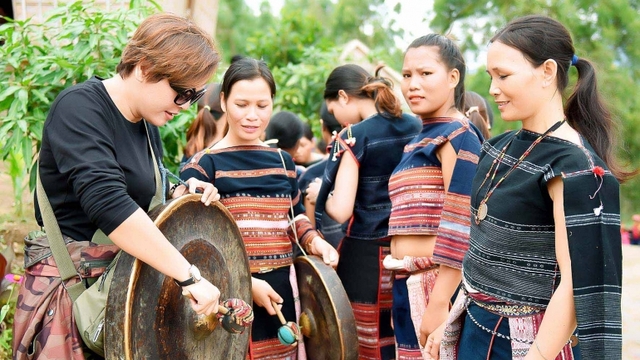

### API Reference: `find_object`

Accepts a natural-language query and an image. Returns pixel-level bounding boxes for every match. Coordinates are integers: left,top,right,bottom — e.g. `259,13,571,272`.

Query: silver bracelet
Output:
534,340,550,360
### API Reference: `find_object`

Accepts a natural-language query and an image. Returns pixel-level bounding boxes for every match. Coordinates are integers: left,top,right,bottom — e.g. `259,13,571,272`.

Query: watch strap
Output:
174,277,196,287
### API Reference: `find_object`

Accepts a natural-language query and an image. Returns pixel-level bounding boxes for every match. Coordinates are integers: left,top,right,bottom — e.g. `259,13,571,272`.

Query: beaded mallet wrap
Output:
217,298,254,334
270,300,301,346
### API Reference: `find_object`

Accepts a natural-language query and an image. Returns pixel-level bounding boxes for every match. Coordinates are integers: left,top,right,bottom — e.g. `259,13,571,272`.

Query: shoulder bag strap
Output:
36,166,85,301
145,121,164,210
38,121,162,300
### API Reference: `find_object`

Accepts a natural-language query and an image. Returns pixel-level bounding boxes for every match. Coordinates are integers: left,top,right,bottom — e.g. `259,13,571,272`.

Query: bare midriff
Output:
390,234,436,259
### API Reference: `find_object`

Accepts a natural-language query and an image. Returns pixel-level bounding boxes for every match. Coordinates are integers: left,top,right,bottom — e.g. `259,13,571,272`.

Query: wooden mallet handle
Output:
270,300,286,324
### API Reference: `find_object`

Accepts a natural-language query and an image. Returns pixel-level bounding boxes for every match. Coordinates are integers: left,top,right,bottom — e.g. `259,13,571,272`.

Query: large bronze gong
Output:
295,255,358,360
104,194,251,359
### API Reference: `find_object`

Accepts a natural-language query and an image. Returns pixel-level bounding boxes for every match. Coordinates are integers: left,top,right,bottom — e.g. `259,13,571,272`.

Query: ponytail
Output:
324,63,403,118
566,58,635,182
465,106,490,140
360,65,402,118
490,15,636,182
184,107,217,158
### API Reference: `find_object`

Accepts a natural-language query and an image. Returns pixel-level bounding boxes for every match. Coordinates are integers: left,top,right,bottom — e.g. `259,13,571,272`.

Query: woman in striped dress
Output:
385,34,483,359
181,57,338,359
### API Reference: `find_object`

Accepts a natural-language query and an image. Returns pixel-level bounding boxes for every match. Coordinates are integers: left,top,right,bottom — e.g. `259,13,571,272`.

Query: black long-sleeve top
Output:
36,77,163,242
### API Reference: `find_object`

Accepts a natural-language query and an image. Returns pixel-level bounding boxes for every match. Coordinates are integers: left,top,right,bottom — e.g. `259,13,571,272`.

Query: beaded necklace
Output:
474,119,566,225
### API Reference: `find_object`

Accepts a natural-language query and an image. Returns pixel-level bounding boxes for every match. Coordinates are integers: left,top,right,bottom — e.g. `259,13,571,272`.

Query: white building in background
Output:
7,0,219,38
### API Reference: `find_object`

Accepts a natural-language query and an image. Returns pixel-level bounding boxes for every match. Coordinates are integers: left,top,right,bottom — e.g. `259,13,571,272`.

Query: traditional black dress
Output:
315,112,421,359
442,128,622,359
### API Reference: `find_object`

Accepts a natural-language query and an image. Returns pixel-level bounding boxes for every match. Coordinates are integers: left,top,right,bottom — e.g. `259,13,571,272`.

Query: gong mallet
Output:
271,300,301,346
184,291,254,338
216,298,254,334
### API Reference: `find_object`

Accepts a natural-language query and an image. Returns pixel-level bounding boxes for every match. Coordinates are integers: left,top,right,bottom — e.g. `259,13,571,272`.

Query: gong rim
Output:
105,195,251,359
294,255,358,360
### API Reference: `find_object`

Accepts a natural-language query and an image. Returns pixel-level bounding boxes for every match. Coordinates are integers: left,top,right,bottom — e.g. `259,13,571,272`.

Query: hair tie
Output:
204,105,211,111
465,106,480,118
379,77,392,88
368,76,392,88
571,54,579,66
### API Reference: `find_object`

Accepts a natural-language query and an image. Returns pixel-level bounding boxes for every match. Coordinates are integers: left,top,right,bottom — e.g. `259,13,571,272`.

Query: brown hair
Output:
464,91,491,140
324,64,402,118
184,84,224,158
116,13,220,89
184,111,216,158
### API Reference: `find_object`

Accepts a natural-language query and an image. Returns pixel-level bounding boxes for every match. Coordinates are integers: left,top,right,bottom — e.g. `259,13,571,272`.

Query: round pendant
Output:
477,202,488,222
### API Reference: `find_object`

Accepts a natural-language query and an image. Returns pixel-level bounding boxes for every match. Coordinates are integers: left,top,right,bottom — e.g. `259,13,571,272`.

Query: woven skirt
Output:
441,293,581,360
337,237,394,360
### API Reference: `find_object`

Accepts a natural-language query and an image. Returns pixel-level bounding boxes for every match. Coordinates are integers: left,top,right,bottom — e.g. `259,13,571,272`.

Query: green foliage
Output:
271,47,341,136
0,298,15,358
241,0,393,67
432,0,640,218
215,0,256,60
0,281,19,358
245,6,333,66
0,283,17,323
161,108,196,174
0,1,158,214
214,0,404,139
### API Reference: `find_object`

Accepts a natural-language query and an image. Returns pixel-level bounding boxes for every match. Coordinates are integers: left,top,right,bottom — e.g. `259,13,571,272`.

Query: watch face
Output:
190,265,202,281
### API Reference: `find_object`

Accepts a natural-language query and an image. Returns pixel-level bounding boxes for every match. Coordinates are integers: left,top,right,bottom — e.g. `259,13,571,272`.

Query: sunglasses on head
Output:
170,84,207,106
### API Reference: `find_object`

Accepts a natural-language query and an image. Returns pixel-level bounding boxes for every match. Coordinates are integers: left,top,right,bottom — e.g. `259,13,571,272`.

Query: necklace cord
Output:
474,119,566,224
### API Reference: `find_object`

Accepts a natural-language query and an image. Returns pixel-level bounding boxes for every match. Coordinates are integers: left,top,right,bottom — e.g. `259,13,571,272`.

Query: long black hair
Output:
491,15,634,181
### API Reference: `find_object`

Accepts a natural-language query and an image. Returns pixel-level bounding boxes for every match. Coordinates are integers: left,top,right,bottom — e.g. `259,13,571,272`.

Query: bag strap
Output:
36,168,85,301
36,121,163,301
146,122,164,210
276,149,307,256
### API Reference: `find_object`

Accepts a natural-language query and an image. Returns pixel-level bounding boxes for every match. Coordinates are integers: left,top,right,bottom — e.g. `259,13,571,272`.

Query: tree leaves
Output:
218,0,404,139
0,1,152,214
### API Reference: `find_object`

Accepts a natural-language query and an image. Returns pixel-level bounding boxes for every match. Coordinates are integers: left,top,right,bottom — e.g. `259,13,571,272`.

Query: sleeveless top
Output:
388,117,482,269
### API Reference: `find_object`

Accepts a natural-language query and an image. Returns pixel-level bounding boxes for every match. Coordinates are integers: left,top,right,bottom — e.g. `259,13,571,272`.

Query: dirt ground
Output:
0,165,639,357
